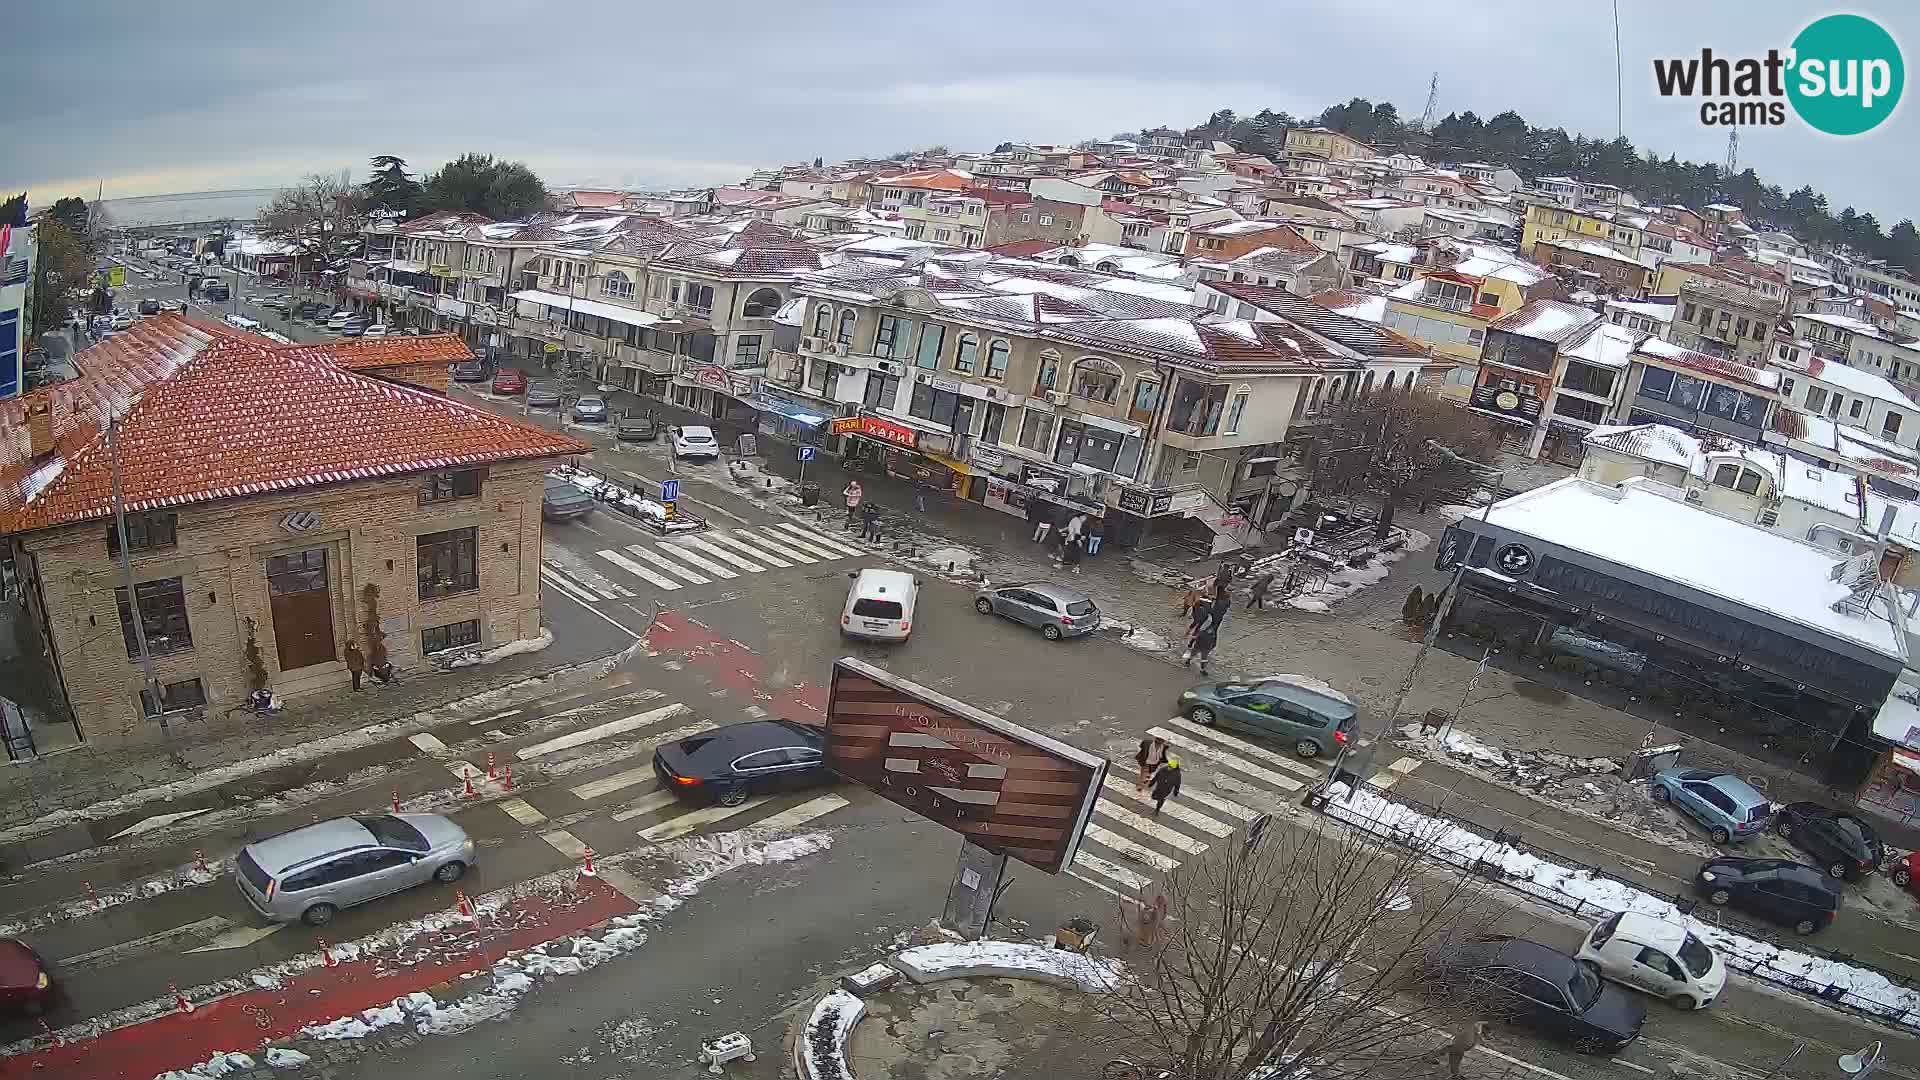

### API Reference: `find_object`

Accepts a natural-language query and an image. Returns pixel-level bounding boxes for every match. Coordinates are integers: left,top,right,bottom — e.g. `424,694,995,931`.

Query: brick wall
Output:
17,458,554,745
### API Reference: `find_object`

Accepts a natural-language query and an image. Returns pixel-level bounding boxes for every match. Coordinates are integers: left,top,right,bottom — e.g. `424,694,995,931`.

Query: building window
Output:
1850,398,1864,419
734,335,763,368
1752,320,1767,340
602,271,635,299
914,324,946,370
1069,358,1123,403
1712,463,1739,488
1017,409,1055,453
1735,470,1763,495
806,358,831,394
908,382,960,427
117,577,192,658
1039,213,1054,226
422,619,482,655
106,511,178,557
1681,302,1696,323
682,283,714,313
1035,350,1060,392
811,304,833,337
419,468,483,505
876,315,910,359
1478,292,1499,307
1735,318,1749,339
418,527,478,599
953,334,978,374
836,309,857,346
140,677,206,718
985,340,1009,380
1887,412,1905,438
1224,391,1249,434
1805,385,1829,413
1637,366,1675,401
863,372,902,411
934,228,952,242
1781,377,1795,398
1020,213,1032,224
1130,379,1161,423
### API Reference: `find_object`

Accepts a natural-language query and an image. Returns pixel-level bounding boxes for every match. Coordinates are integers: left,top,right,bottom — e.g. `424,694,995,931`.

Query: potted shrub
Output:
242,617,271,709
361,583,395,683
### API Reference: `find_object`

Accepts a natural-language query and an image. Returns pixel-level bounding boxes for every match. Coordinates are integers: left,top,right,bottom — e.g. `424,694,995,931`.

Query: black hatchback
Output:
1695,856,1841,935
653,720,829,807
1428,937,1645,1052
1772,802,1883,881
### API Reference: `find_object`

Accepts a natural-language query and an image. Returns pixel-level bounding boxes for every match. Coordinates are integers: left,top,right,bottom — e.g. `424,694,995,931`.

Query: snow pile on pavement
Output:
1324,782,1920,1020
155,1051,255,1079
443,628,554,669
1398,722,1620,785
803,989,865,1080
918,545,977,574
0,858,221,936
655,830,835,906
551,466,703,531
1118,623,1168,652
264,1048,311,1069
896,941,1122,991
1284,529,1431,613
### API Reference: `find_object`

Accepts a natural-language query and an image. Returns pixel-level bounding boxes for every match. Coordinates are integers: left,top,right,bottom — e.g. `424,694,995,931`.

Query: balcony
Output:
614,344,675,374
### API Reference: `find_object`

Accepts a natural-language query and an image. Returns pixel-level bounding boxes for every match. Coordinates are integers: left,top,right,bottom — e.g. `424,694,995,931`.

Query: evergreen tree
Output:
363,155,422,217
420,153,548,220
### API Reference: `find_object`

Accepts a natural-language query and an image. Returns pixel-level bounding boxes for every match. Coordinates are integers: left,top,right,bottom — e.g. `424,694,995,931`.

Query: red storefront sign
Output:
857,416,918,449
693,365,729,388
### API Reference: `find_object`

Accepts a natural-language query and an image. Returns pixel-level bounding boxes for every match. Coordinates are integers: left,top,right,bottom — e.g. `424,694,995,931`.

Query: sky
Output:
2,1,1914,225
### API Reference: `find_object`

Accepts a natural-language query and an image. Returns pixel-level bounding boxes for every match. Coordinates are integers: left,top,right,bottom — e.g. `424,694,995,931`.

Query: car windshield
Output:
354,814,429,852
852,598,903,619
1676,934,1714,978
1566,959,1603,1010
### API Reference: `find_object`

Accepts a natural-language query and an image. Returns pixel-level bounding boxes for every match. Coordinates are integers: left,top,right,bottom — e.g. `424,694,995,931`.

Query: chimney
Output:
24,399,52,457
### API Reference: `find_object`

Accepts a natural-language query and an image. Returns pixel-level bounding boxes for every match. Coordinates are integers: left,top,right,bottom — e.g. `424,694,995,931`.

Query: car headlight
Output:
1700,871,1715,882
1181,690,1197,699
35,971,49,990
463,839,476,857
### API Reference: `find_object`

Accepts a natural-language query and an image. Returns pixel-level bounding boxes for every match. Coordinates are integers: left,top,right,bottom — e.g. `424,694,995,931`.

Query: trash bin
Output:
801,482,821,507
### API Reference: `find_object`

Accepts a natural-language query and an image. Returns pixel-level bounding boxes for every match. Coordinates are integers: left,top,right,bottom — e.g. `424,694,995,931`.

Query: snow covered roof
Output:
1806,355,1919,408
1194,218,1287,236
1312,289,1386,324
1453,256,1550,287
1360,241,1417,263
1490,300,1602,346
1635,337,1781,391
1563,322,1641,368
1535,236,1659,269
1582,423,1700,468
1605,299,1676,325
1474,477,1903,656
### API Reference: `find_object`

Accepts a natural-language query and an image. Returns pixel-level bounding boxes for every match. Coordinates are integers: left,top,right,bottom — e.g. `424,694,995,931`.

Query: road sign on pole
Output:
798,446,817,462
660,478,680,502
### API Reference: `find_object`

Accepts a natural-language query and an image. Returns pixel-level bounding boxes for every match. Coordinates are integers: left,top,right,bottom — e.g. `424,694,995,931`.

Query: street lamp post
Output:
1839,1042,1884,1080
1310,440,1502,803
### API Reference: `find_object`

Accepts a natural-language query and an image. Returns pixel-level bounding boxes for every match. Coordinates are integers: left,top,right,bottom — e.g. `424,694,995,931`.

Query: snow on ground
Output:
1436,504,1481,523
1324,783,1920,1020
1118,623,1168,652
155,1051,255,1079
443,628,555,669
0,859,219,937
1284,529,1430,613
895,941,1122,990
917,546,977,574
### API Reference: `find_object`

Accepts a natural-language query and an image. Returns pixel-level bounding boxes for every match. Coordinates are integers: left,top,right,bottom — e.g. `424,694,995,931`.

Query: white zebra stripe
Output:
701,531,793,568
1083,824,1179,872
649,541,739,579
1093,799,1210,854
718,528,817,565
673,534,767,573
1070,853,1153,893
595,549,682,592
751,527,845,561
621,544,712,584
771,521,864,557
541,567,607,605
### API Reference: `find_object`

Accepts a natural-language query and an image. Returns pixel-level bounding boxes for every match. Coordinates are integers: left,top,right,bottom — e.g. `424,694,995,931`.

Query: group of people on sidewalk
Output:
1028,501,1104,574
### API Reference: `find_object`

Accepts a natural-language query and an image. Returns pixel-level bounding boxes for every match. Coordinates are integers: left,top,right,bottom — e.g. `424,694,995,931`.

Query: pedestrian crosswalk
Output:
1065,719,1424,901
541,520,869,602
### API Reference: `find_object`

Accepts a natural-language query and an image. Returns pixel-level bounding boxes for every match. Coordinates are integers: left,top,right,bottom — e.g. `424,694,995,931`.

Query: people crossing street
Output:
1149,756,1183,815
860,501,882,543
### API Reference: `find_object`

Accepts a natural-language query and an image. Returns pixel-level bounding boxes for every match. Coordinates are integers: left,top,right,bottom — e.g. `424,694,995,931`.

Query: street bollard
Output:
456,891,476,920
462,767,475,799
318,937,335,968
392,790,402,813
486,752,497,781
581,846,598,878
171,984,194,1013
84,881,99,909
501,765,514,792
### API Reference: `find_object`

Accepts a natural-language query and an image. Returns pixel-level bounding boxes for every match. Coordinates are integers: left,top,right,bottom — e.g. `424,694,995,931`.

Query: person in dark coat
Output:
860,502,882,543
1246,572,1277,610
1085,514,1106,557
344,641,366,692
1185,615,1220,676
1149,757,1183,815
1061,533,1084,573
1134,736,1169,792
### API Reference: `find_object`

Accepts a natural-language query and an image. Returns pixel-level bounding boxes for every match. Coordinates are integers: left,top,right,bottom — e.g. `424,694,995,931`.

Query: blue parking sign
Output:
798,446,816,462
660,478,680,502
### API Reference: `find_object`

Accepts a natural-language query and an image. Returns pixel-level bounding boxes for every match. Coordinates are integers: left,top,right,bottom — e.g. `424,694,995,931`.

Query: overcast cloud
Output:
2,1,1913,223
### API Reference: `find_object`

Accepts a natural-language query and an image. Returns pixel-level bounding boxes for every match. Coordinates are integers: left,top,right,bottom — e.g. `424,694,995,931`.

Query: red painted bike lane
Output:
6,878,636,1080
647,611,829,723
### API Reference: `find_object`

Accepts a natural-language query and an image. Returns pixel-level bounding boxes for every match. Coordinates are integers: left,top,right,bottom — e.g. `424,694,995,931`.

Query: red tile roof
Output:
0,317,585,533
325,334,473,370
986,239,1059,258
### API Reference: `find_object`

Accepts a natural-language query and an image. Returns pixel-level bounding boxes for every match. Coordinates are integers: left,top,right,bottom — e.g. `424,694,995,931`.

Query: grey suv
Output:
235,813,474,926
972,581,1100,640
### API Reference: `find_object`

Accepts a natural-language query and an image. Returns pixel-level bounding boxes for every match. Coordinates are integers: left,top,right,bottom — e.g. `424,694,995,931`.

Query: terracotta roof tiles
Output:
325,334,473,370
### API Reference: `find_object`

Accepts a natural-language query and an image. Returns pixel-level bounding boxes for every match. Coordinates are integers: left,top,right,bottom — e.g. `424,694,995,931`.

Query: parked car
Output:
137,298,161,315
160,299,185,313
449,360,492,382
325,311,356,332
541,476,597,521
616,411,659,442
362,324,389,338
0,939,52,1015
973,582,1099,640
1694,856,1841,935
1772,802,1883,881
1178,676,1357,759
1425,936,1645,1052
234,813,475,927
571,396,609,423
525,383,562,408
298,303,325,321
338,319,368,337
110,313,134,330
653,720,829,807
671,424,720,460
1893,849,1920,890
203,282,229,302
491,369,528,396
1576,910,1725,1010
842,568,918,642
1649,768,1771,845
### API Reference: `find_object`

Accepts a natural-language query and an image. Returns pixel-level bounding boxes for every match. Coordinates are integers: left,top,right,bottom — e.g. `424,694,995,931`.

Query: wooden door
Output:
267,547,337,671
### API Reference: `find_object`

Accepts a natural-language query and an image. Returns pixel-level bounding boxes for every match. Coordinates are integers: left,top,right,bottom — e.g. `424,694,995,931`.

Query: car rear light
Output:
899,622,909,632
1334,730,1349,744
264,879,277,901
842,615,850,625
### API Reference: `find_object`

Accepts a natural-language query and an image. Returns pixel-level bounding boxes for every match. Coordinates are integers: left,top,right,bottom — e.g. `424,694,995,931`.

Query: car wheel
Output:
435,861,467,884
719,785,749,807
975,598,994,615
1042,624,1063,641
1187,705,1217,726
1294,740,1322,760
1827,861,1851,881
1668,993,1700,1011
1709,826,1731,844
1707,888,1731,906
1776,819,1795,839
1894,865,1913,887
1650,784,1670,802
1793,918,1818,936
302,903,337,927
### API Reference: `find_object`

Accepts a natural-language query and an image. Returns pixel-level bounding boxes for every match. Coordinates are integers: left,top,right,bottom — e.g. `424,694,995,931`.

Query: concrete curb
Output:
790,941,1122,1079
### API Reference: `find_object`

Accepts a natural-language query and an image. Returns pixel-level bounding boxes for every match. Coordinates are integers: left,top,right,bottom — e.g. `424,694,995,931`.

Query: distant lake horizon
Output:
100,188,280,228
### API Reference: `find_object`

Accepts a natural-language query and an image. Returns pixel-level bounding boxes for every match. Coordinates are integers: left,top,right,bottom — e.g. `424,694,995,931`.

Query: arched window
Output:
1070,357,1124,403
1129,378,1161,421
1362,370,1376,395
1309,378,1326,412
1036,350,1061,392
742,288,783,318
953,334,979,374
812,303,832,337
601,271,634,299
1095,261,1119,273
1059,255,1081,267
836,309,857,346
1382,371,1397,393
985,340,1010,379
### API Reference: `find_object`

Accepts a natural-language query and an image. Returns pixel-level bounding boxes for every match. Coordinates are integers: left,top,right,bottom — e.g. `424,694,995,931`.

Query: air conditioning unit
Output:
876,360,905,377
801,336,820,352
984,387,1001,399
1046,390,1071,406
834,342,850,357
1684,488,1703,503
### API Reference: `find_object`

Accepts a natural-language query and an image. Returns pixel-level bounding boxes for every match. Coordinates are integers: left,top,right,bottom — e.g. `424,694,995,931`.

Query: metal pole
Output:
106,415,181,766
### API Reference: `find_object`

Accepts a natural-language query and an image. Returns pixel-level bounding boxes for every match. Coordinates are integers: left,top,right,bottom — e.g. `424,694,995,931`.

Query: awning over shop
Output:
1070,412,1143,437
386,259,428,274
509,290,662,329
752,396,829,428
922,451,982,477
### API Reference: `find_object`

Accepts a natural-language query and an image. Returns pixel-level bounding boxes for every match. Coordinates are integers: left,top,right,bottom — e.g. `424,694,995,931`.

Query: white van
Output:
841,569,918,642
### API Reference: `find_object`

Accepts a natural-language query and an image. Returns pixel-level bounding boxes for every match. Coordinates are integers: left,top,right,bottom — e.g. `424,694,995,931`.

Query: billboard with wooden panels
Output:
824,657,1106,874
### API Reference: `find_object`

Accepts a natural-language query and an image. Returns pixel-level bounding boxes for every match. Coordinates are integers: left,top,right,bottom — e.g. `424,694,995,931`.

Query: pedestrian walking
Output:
1246,572,1276,610
1134,736,1169,792
1212,561,1237,601
1061,533,1084,574
1030,500,1054,544
843,479,864,524
1085,514,1105,557
1432,1020,1488,1079
1178,582,1206,618
1184,616,1219,676
861,502,882,543
1064,512,1086,548
1209,586,1233,629
914,484,929,514
1149,757,1183,816
344,641,366,692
